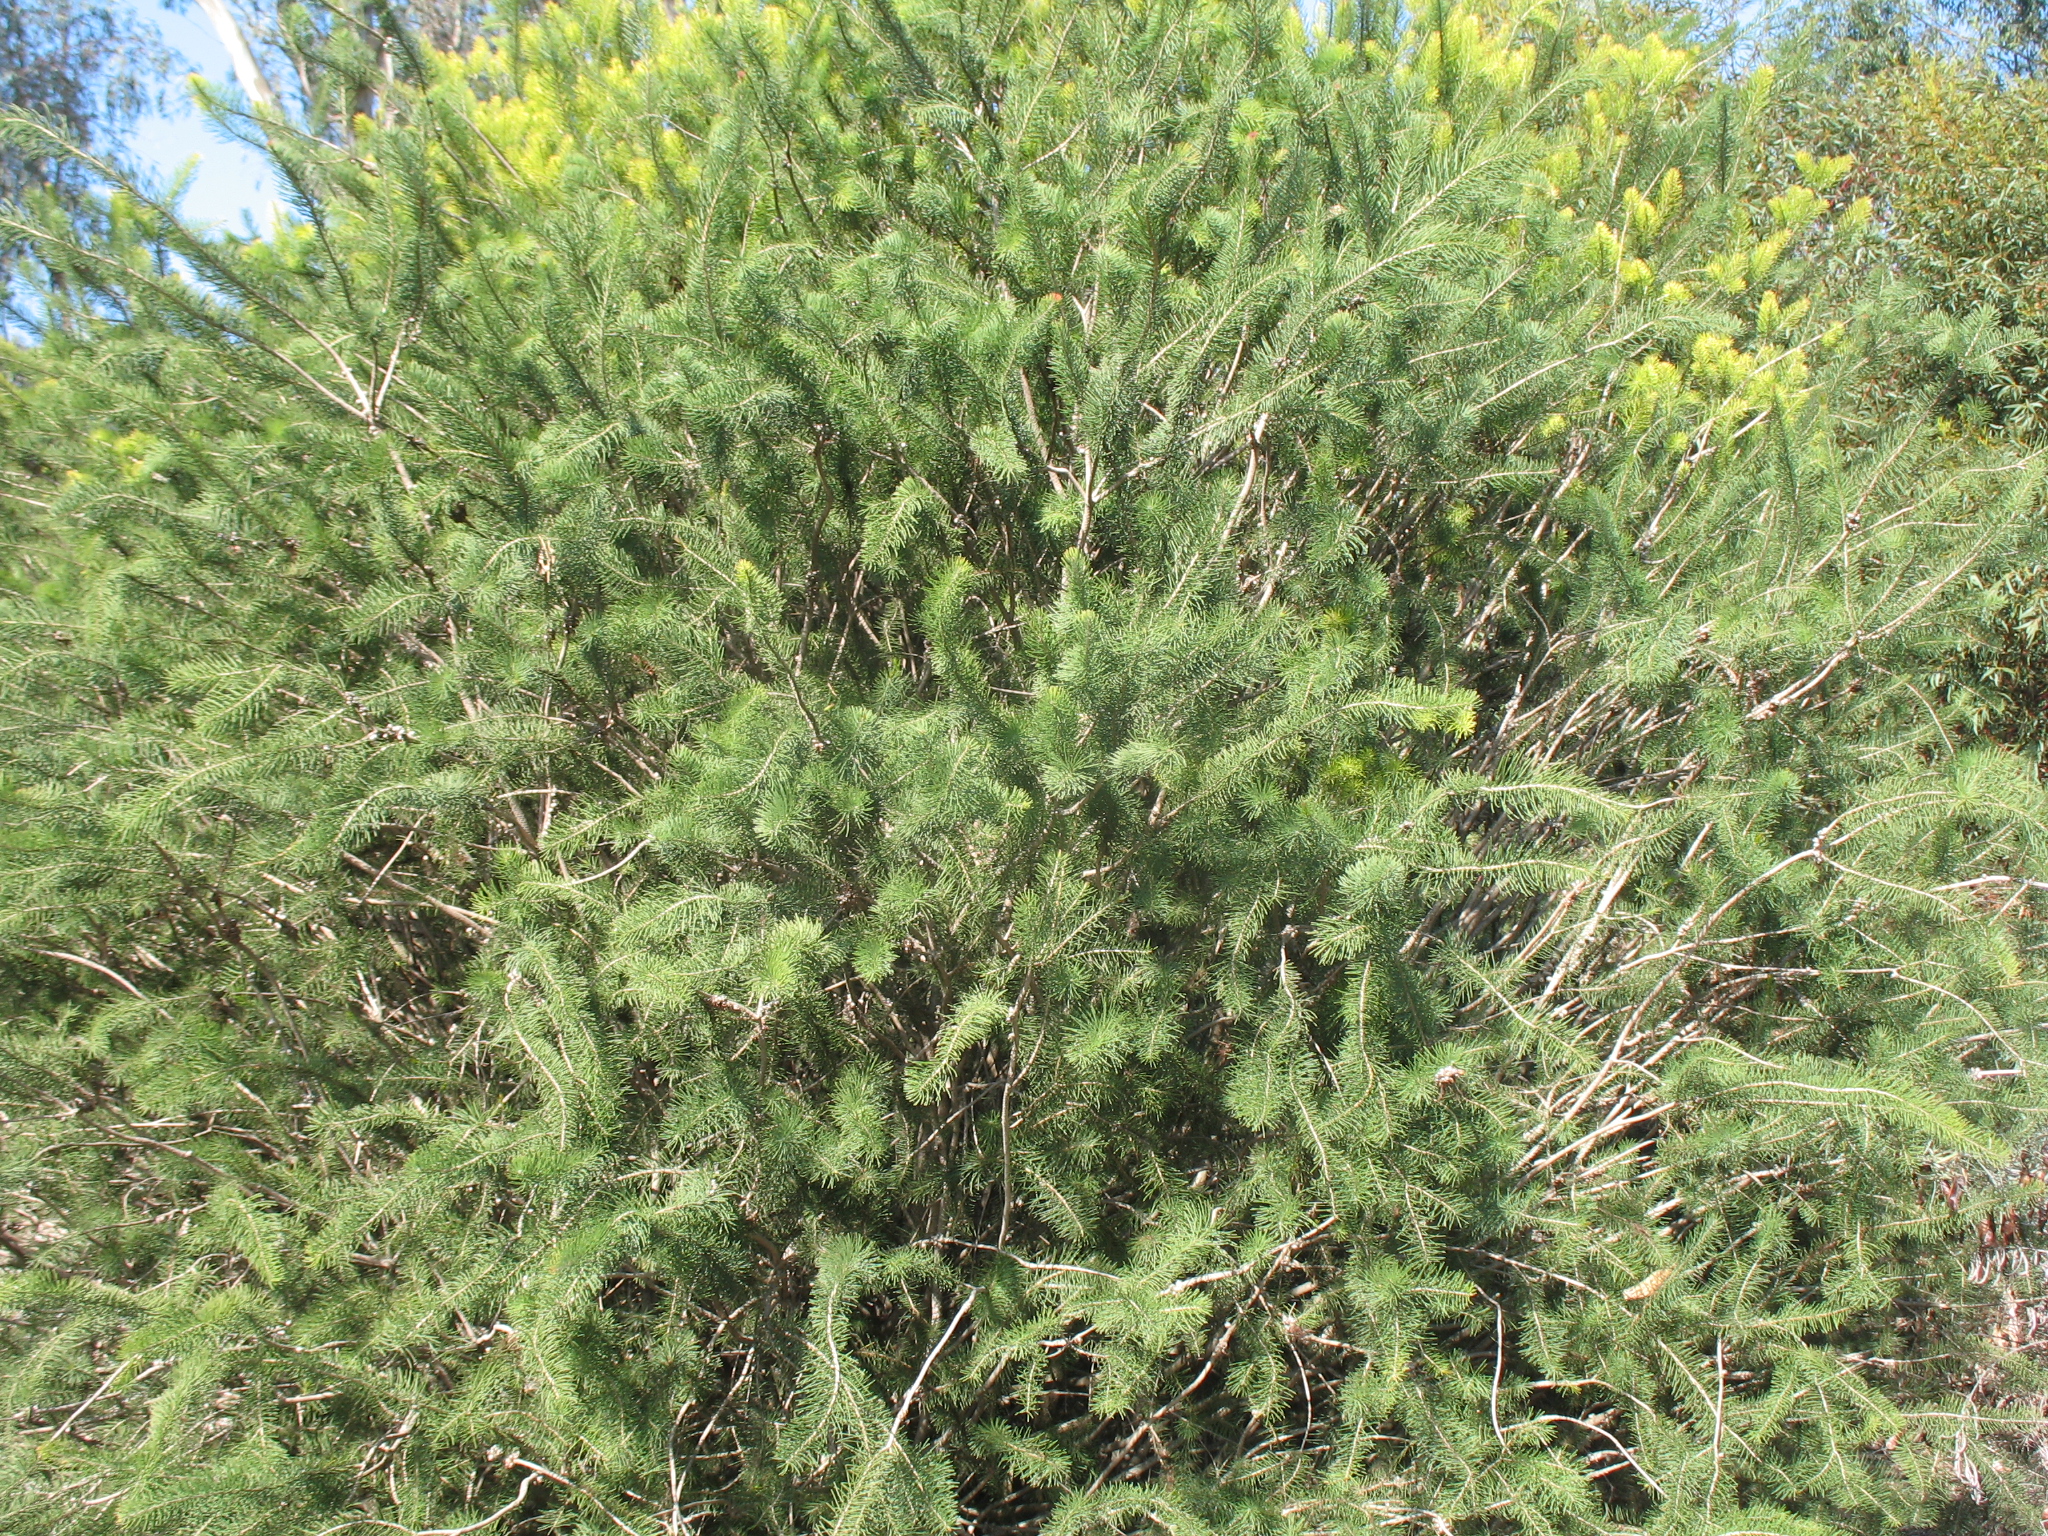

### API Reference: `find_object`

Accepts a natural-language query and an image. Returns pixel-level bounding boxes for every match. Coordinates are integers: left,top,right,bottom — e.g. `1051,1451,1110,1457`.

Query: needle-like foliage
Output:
1,3,2045,1533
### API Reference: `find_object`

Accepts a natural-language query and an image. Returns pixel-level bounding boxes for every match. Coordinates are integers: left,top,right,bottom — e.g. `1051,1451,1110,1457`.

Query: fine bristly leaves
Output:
2,2,2046,1534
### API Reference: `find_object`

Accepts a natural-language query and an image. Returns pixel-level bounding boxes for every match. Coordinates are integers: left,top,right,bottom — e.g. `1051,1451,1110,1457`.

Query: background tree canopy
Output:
0,0,174,249
1763,0,2048,752
2,2,2047,1535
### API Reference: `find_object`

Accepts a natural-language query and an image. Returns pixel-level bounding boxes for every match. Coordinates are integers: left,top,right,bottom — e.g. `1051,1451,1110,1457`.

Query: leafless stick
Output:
887,1288,978,1447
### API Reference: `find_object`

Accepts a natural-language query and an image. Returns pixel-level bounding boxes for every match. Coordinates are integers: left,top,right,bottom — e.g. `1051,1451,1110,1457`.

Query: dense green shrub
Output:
1,3,2046,1533
1839,66,2048,752
1761,57,2048,749
1856,67,2048,423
